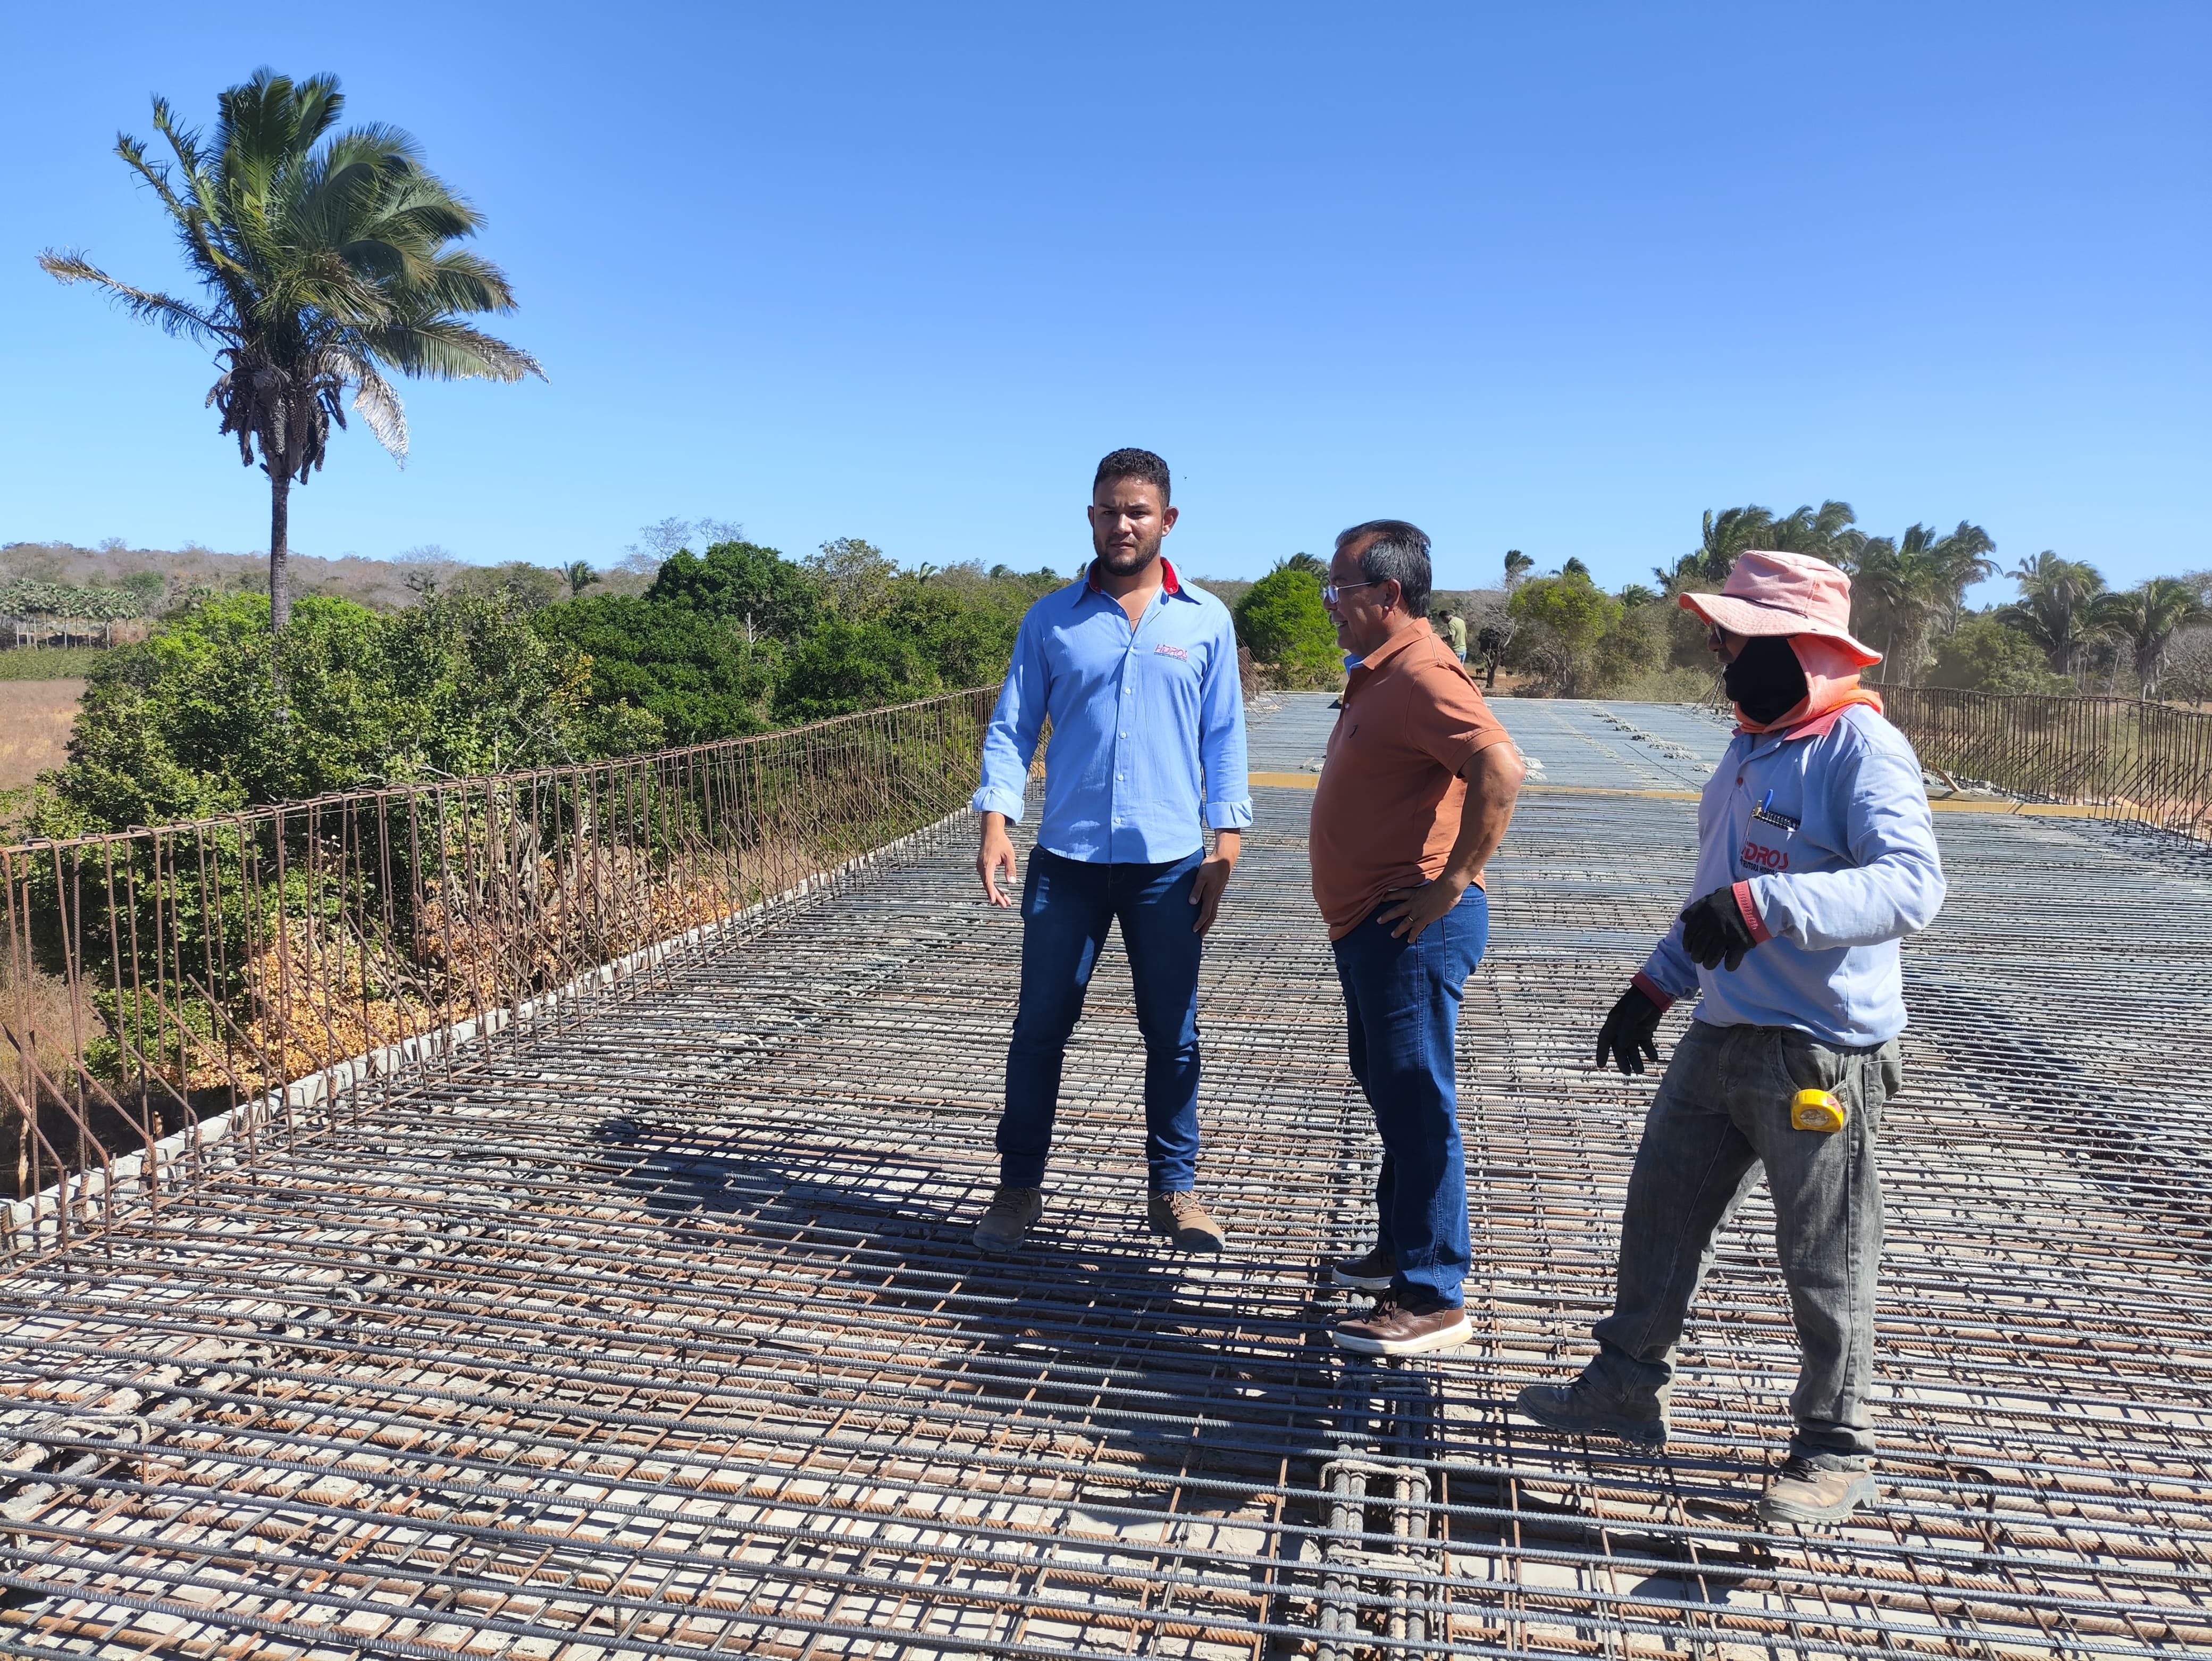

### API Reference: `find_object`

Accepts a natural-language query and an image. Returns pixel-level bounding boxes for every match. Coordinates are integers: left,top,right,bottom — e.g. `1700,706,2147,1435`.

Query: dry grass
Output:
0,680,81,793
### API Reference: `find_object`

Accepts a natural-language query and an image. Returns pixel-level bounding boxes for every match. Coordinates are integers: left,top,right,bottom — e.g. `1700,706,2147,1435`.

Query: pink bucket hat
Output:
1677,550,1882,668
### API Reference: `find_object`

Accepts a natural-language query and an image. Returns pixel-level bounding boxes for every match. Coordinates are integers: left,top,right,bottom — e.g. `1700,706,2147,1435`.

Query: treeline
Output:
1225,503,2211,705
30,538,1063,838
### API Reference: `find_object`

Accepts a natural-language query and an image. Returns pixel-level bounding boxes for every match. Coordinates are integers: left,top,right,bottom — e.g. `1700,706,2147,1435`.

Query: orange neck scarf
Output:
1734,637,1884,737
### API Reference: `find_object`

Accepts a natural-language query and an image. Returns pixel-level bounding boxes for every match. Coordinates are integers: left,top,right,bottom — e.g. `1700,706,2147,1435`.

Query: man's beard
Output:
1096,531,1164,574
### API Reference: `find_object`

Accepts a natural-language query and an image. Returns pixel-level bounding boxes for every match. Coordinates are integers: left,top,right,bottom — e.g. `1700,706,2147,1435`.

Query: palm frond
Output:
364,318,545,382
343,355,410,461
37,251,231,343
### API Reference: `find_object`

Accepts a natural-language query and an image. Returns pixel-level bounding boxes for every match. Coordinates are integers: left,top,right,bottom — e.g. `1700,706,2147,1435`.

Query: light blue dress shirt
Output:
973,561,1252,863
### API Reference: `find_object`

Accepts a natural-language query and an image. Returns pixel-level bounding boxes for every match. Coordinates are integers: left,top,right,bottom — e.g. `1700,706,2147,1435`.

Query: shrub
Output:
1927,615,2072,695
533,594,779,747
774,619,940,723
39,591,589,835
1233,560,1340,687
1506,573,1622,696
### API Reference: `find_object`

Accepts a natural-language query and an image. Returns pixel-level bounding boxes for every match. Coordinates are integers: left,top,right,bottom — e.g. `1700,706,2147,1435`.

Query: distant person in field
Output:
1446,607,1468,662
1515,550,1946,1528
1311,521,1525,1355
968,448,1251,1255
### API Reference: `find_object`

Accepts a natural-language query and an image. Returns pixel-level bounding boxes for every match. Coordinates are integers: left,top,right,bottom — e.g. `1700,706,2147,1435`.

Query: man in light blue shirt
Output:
969,448,1251,1256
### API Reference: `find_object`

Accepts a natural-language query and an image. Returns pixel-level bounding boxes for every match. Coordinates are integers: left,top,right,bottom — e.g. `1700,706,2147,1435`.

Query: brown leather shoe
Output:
1758,1457,1878,1526
1329,1245,1396,1291
1148,1190,1226,1253
1331,1293,1471,1357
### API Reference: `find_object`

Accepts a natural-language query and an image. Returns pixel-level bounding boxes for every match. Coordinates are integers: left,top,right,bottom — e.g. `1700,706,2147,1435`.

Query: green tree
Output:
533,594,779,748
563,561,602,598
1507,571,1622,697
2093,578,2209,700
1233,558,1340,687
644,541,819,639
40,70,542,635
1997,552,2108,678
1927,615,2071,694
40,590,586,834
809,538,902,619
774,620,938,723
1847,522,1997,681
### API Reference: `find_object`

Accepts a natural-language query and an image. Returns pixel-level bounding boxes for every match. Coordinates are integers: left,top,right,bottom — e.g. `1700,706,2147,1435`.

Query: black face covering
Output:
1723,635,1809,725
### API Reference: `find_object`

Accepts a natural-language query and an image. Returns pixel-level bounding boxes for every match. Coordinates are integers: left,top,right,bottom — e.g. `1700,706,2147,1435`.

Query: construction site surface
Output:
1,693,2206,1659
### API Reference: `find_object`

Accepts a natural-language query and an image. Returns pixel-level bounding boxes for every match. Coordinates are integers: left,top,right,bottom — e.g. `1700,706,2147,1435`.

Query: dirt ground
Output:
0,680,82,792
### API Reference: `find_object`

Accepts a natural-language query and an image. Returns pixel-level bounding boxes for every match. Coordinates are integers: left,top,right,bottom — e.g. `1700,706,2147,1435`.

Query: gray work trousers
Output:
1586,1020,1901,1467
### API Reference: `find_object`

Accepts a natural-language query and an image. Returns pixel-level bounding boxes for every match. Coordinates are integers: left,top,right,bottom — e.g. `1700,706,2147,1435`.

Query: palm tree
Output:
562,561,601,598
1848,522,1997,680
1503,550,1534,589
1997,552,2107,678
40,69,543,636
2093,578,2208,700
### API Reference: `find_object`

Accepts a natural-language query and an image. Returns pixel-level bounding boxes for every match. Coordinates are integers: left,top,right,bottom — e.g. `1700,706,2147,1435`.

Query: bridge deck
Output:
2,695,2208,1659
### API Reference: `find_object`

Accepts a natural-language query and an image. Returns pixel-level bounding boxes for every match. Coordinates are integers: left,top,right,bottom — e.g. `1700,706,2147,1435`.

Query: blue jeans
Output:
998,847,1206,1191
1330,887,1490,1306
1587,1021,1901,1466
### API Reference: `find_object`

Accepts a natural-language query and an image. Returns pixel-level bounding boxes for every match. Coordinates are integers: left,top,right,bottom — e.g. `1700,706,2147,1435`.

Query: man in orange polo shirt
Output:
1312,521,1527,1356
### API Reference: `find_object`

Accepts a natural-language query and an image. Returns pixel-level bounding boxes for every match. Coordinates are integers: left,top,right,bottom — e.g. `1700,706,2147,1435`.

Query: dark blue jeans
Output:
998,847,1206,1191
1330,887,1490,1307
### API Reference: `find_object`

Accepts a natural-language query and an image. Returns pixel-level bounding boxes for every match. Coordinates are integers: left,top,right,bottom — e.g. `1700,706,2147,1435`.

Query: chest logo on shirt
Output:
1153,643,1188,660
1740,839,1791,872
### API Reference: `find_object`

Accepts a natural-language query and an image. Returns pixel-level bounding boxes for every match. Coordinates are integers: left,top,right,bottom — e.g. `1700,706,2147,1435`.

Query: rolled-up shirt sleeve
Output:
1200,611,1252,830
972,613,1047,821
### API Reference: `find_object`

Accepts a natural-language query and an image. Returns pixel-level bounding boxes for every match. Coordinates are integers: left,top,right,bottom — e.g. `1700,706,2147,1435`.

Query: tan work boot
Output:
973,1185,1044,1254
1331,1292,1471,1357
1148,1189,1226,1253
1758,1457,1878,1526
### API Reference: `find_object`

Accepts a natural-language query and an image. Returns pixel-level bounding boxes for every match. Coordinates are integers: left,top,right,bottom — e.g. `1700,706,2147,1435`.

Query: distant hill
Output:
0,541,652,619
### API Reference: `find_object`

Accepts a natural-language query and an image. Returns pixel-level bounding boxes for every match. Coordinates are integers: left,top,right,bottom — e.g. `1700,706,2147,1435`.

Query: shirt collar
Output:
1347,620,1429,675
1084,556,1186,598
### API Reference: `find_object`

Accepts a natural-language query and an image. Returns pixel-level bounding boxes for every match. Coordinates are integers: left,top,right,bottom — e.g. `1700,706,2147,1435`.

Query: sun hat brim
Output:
1678,591,1883,669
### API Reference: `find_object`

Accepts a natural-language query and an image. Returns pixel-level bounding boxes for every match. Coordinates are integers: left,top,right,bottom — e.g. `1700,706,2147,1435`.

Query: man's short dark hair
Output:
1094,448,1171,505
1337,520,1431,618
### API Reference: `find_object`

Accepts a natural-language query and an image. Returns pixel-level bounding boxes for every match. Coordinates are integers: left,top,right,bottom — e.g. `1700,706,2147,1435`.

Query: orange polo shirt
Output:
1309,624,1515,939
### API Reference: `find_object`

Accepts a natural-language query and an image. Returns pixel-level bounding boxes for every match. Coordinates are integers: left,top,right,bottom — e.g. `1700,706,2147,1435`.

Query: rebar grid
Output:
0,695,2205,1658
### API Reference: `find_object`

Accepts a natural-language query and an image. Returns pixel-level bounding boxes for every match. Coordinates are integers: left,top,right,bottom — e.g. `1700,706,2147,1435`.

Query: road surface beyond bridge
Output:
2,694,2207,1658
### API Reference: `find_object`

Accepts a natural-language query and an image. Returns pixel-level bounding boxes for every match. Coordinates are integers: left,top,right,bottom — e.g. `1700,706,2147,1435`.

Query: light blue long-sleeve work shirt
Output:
1636,702,1946,1047
972,560,1252,864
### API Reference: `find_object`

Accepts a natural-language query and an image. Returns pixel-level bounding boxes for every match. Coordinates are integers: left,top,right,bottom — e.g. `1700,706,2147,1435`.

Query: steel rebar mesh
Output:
0,693,2205,1657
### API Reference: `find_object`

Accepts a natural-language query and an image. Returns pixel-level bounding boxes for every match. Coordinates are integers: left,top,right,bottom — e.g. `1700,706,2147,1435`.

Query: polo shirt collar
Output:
1348,621,1428,676
1084,556,1187,598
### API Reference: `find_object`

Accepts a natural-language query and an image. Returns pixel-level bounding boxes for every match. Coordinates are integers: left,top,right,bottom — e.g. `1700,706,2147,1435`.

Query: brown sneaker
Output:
972,1185,1044,1254
1758,1456,1878,1526
1331,1292,1471,1357
1147,1190,1226,1253
1329,1245,1396,1292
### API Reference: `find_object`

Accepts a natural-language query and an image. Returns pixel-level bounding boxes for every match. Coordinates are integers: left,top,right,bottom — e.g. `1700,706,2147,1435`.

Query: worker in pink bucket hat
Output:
1515,548,1947,1529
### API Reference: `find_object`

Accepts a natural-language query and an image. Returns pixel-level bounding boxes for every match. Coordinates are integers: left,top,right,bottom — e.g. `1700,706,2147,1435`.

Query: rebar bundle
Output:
0,693,2205,1657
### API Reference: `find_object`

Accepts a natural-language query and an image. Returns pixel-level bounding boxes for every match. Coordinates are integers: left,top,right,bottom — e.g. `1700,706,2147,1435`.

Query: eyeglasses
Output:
1321,580,1380,605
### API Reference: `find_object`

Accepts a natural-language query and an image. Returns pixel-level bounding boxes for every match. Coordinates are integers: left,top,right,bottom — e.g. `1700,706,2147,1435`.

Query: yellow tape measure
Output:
1790,1088,1848,1133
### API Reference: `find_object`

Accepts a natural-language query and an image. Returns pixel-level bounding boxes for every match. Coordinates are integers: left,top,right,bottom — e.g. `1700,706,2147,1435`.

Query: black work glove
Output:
1595,983,1665,1076
1680,886,1759,972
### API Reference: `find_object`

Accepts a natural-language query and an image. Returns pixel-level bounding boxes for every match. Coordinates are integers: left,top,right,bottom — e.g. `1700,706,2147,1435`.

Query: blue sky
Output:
3,3,2205,599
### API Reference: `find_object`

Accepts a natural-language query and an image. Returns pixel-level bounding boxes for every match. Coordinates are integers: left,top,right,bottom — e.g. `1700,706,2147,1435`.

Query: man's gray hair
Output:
1336,520,1431,619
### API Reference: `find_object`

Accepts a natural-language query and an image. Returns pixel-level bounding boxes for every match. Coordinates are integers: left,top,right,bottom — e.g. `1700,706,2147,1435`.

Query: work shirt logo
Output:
1154,644,1188,660
1740,839,1791,872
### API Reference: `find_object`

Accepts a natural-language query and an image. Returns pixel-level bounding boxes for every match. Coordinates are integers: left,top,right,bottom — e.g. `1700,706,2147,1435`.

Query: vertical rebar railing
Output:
1882,687,2212,841
0,687,995,1253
